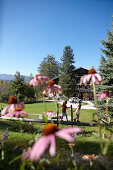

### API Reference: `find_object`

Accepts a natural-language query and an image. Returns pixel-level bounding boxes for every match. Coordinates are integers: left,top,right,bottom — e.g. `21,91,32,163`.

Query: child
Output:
60,101,68,121
74,103,81,122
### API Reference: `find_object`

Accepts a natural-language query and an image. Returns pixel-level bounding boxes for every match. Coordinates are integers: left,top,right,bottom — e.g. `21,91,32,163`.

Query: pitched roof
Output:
75,67,88,71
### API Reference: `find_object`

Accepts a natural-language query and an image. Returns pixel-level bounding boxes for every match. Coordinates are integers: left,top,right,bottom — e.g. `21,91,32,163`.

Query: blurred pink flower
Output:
29,74,49,86
22,123,82,162
4,108,28,118
1,96,24,116
45,110,56,118
82,154,99,160
96,91,113,101
80,67,102,86
96,93,107,101
82,154,99,166
43,80,62,96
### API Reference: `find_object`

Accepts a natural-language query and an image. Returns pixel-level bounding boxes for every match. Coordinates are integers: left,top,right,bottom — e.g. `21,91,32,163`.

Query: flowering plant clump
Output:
1,96,24,116
80,67,107,157
80,67,102,86
43,80,62,96
22,123,82,162
3,108,28,118
29,74,49,86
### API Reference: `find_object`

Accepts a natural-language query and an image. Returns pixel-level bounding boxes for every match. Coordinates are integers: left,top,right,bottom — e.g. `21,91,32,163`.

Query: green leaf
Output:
9,154,22,165
42,113,48,123
72,159,77,168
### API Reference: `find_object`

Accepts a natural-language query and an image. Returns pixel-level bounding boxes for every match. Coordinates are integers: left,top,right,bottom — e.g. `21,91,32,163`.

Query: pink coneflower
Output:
97,91,113,122
96,91,113,101
29,74,49,86
80,67,102,86
22,123,82,162
45,110,56,118
68,143,75,147
43,80,62,96
82,154,99,166
1,96,24,116
4,108,28,118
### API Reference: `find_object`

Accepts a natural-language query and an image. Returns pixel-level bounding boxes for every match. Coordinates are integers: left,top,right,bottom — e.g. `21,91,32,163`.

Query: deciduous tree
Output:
9,71,27,101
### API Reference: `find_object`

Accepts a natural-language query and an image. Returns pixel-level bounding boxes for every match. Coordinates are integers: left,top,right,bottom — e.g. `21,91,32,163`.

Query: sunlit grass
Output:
0,101,113,169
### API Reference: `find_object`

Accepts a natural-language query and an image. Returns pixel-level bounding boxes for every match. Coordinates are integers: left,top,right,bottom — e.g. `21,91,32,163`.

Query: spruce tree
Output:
59,46,76,97
97,22,113,115
38,55,60,80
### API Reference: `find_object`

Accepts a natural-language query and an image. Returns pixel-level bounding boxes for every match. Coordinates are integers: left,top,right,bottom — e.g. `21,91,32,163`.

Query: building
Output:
74,67,93,100
53,67,93,100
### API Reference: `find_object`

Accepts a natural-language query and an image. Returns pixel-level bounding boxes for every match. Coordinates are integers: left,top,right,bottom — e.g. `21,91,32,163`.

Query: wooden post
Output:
57,104,59,127
71,105,73,126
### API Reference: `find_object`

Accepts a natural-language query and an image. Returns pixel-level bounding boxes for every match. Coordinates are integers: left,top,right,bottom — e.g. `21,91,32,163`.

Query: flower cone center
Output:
88,67,97,74
15,108,22,111
48,110,53,112
69,143,75,147
43,123,58,136
48,80,55,86
36,74,42,77
88,155,94,160
104,90,108,93
8,96,17,104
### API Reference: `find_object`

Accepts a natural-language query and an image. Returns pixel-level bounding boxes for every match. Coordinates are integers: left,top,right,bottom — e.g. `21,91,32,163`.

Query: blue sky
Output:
0,0,113,76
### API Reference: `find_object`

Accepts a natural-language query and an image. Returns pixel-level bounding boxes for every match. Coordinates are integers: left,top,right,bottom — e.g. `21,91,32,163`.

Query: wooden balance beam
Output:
0,116,98,126
1,104,112,126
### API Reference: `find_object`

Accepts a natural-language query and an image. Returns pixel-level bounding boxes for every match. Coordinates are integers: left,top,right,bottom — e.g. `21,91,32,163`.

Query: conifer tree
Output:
97,20,113,114
59,46,76,97
38,55,60,80
9,71,26,101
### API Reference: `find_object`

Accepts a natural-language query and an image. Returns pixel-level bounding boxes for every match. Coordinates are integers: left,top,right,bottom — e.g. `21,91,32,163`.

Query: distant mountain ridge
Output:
0,74,30,82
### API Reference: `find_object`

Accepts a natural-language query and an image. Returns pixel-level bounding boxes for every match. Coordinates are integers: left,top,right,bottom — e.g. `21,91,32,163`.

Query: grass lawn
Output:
0,101,113,169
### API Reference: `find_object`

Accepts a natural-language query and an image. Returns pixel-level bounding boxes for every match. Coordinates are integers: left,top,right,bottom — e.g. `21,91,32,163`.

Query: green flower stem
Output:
69,145,74,157
18,121,26,147
92,82,103,154
52,96,60,125
71,147,74,157
43,94,47,113
106,97,110,123
92,82,99,118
